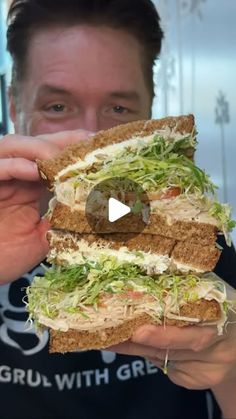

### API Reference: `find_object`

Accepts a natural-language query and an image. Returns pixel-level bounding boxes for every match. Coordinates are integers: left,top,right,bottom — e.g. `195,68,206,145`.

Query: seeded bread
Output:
47,230,176,255
47,230,221,273
49,202,218,245
37,114,195,187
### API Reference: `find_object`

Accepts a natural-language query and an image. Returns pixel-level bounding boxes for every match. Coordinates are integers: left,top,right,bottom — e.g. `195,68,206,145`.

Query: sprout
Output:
26,256,227,324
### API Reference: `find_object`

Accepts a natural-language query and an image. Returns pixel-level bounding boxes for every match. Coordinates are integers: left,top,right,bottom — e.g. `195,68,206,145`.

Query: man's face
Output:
10,25,152,135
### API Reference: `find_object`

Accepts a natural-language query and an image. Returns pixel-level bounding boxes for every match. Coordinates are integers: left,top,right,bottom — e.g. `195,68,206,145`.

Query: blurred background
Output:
152,0,236,243
0,0,235,242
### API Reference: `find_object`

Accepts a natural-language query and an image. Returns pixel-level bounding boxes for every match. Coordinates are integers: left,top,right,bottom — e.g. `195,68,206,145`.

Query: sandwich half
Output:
27,258,229,352
38,114,234,245
47,230,221,275
26,115,235,352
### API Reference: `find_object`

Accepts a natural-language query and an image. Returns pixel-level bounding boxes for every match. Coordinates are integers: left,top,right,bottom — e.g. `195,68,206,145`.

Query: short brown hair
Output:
7,0,163,98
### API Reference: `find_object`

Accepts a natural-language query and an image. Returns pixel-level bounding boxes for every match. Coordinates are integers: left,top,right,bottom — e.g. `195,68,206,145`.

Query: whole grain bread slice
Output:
37,114,195,187
171,240,221,272
47,230,176,255
49,202,218,245
47,230,221,272
49,298,221,352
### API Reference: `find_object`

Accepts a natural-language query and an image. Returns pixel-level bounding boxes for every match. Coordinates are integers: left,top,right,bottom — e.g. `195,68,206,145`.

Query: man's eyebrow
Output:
37,85,72,97
109,91,141,102
36,86,141,102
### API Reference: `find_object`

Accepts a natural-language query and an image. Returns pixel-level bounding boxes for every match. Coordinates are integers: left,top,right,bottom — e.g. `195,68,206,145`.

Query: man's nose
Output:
81,110,100,132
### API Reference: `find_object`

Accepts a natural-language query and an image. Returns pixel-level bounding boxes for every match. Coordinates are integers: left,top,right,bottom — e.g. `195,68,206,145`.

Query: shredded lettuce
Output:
26,256,227,321
56,131,235,238
69,133,199,192
84,155,216,195
116,133,197,160
81,154,235,237
209,202,236,244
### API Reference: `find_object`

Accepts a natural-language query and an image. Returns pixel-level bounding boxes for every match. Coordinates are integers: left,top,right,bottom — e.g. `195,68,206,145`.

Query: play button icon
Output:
108,198,131,222
85,177,150,239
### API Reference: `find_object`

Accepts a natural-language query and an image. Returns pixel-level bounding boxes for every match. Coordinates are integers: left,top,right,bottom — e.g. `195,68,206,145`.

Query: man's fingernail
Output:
31,162,39,173
75,130,95,136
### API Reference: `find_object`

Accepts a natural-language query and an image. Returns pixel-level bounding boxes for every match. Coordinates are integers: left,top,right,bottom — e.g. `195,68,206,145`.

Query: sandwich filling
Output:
56,128,197,179
48,237,212,274
27,117,236,351
48,240,172,274
50,131,235,242
26,256,230,335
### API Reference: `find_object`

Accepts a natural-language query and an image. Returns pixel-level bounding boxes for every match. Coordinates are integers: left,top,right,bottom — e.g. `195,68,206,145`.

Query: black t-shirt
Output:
0,236,235,419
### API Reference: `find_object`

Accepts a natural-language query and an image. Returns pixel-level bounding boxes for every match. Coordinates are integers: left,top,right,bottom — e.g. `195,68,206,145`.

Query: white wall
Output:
152,0,236,244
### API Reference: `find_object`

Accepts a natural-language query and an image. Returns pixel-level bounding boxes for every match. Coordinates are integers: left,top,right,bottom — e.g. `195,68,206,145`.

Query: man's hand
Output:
0,130,91,284
109,287,236,417
109,285,236,390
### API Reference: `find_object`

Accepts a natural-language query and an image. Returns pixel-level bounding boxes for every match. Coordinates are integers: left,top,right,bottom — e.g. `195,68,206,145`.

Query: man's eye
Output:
50,104,65,112
112,106,127,114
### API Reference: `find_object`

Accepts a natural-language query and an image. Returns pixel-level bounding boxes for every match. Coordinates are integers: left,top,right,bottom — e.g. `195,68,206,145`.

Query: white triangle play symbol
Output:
108,197,131,222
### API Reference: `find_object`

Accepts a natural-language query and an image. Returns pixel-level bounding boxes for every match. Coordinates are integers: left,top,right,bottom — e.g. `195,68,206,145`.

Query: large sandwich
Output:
26,115,235,352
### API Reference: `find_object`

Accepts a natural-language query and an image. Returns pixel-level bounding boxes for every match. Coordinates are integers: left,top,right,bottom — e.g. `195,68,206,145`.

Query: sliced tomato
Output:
125,290,144,299
148,187,181,200
159,186,181,200
125,187,181,202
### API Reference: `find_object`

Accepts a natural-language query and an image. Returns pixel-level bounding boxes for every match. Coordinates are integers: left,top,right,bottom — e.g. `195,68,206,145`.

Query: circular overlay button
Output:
85,177,150,240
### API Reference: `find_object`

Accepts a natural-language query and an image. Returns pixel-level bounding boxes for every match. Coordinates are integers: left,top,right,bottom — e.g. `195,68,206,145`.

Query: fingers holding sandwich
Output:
0,158,39,182
149,339,236,390
37,128,94,149
109,324,221,358
0,129,93,283
0,130,93,193
0,130,93,162
109,324,236,390
131,324,220,351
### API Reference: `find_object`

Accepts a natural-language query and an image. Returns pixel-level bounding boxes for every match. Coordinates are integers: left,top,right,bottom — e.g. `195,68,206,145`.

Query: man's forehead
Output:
30,25,82,46
27,24,144,78
35,84,142,103
18,24,151,113
29,24,140,51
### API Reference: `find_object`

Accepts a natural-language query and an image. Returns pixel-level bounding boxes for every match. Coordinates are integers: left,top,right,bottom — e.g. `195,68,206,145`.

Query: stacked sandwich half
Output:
27,115,235,352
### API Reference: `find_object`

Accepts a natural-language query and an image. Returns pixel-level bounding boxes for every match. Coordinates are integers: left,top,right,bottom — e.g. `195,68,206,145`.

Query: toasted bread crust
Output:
172,240,221,272
37,115,195,186
47,230,221,272
49,299,221,352
49,202,218,245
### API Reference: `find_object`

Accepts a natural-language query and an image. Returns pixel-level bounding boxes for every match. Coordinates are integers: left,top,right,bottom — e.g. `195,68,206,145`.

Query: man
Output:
0,1,236,418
